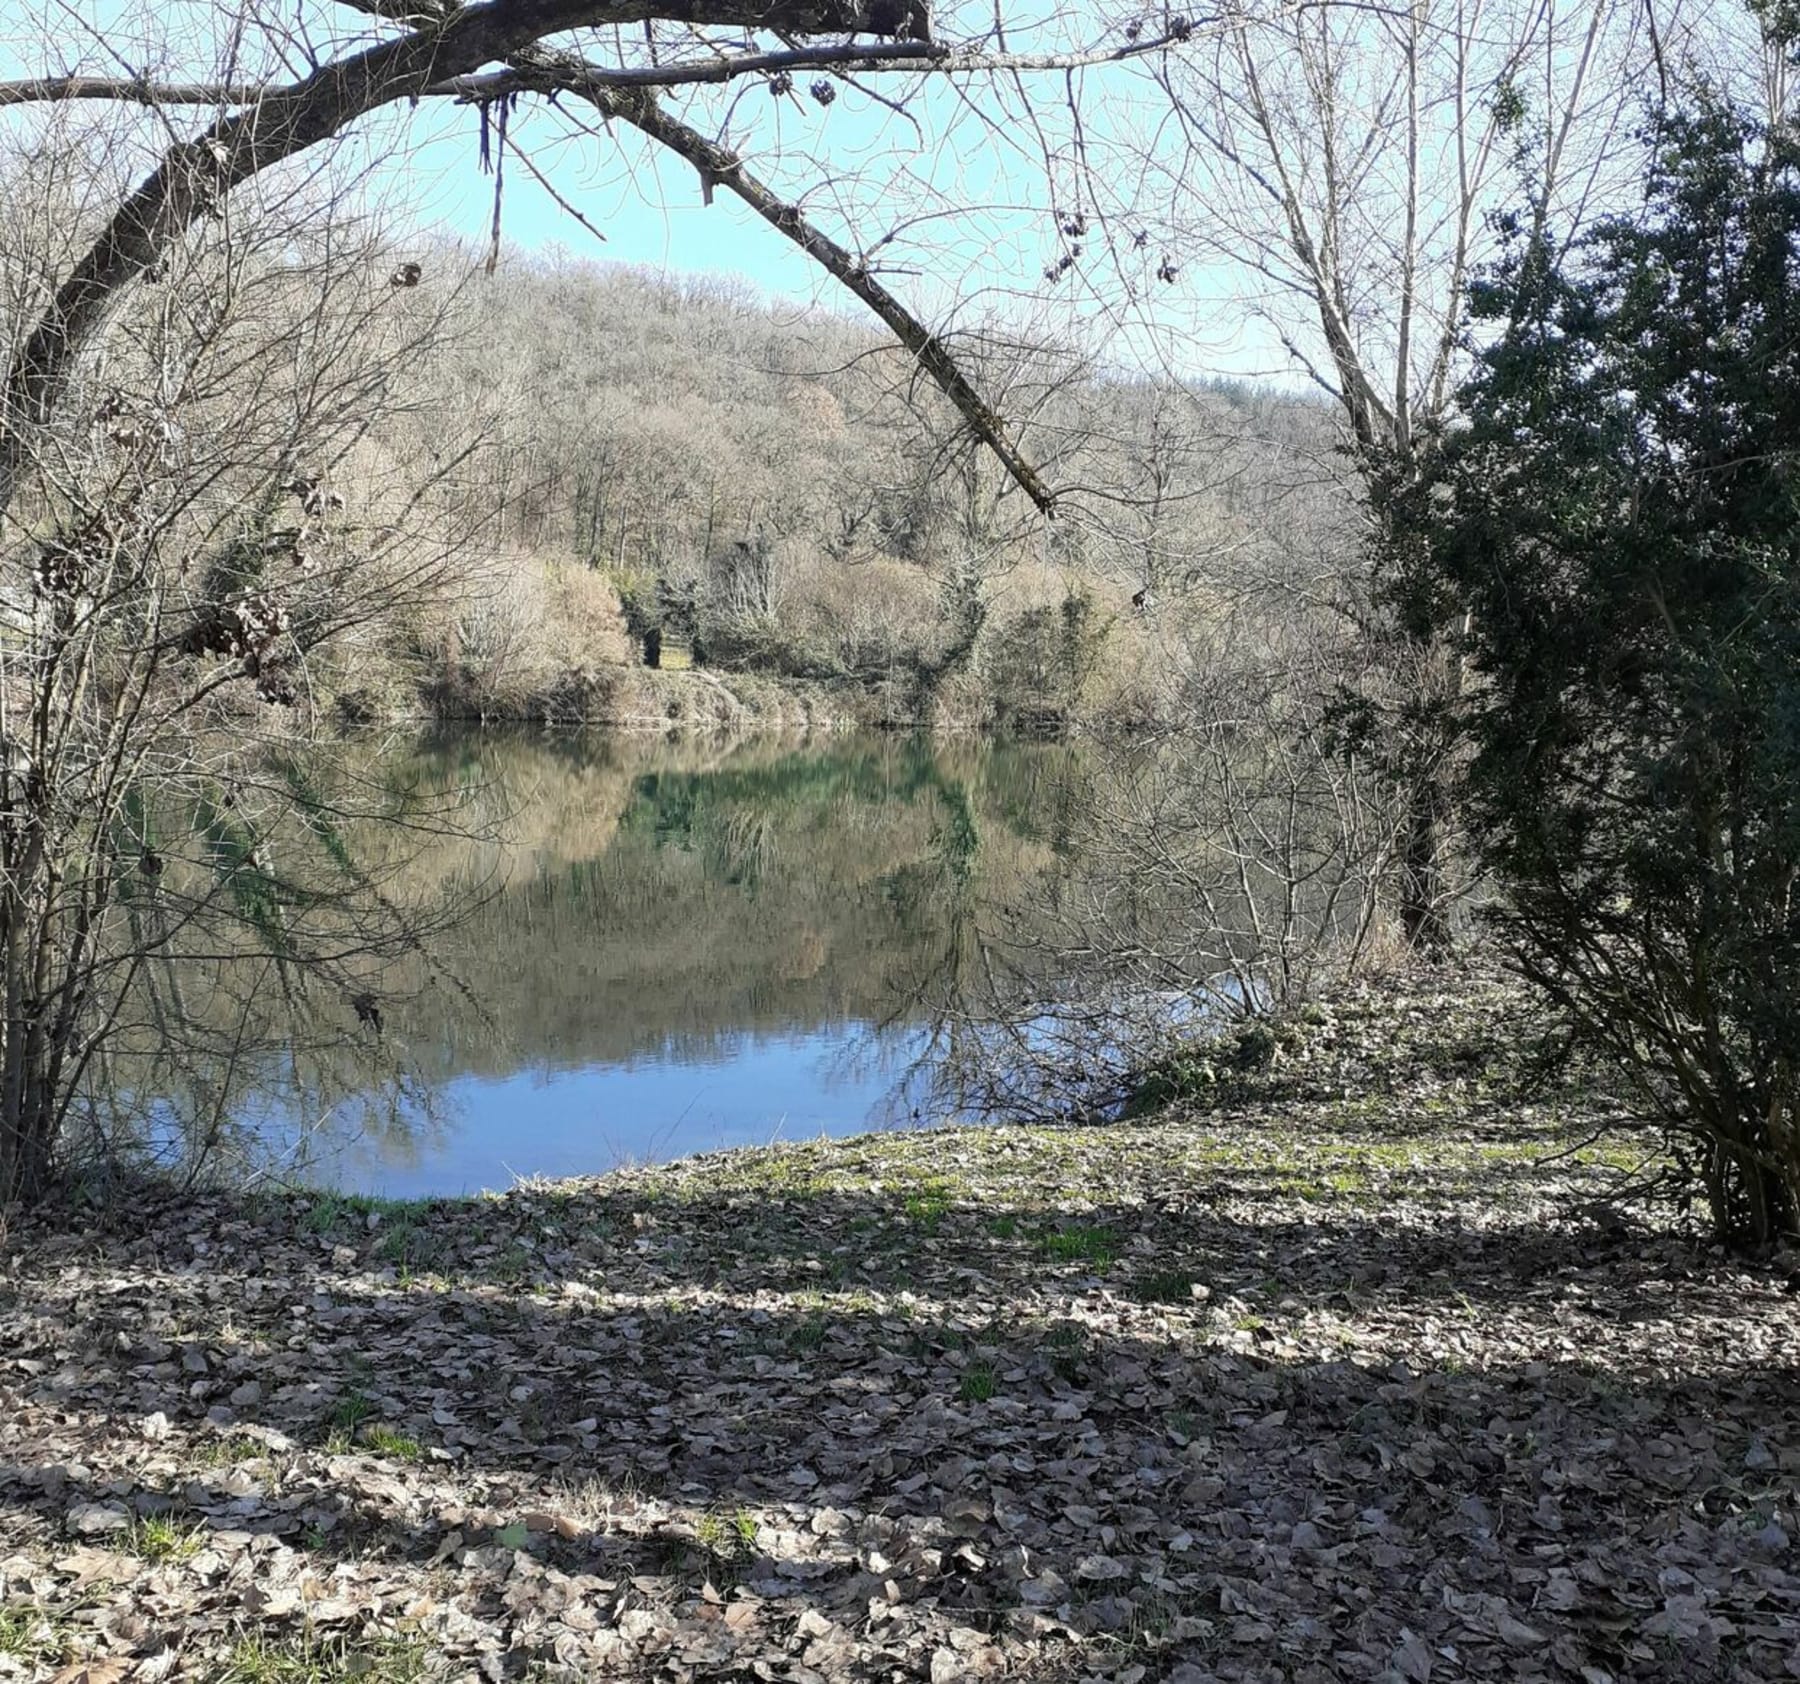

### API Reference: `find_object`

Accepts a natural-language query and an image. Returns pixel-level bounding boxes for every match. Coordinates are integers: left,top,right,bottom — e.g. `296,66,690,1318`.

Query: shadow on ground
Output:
3,1128,1798,1683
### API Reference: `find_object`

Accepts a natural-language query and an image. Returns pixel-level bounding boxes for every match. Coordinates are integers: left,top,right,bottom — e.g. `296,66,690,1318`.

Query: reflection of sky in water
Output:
317,1021,932,1198
145,731,1096,1195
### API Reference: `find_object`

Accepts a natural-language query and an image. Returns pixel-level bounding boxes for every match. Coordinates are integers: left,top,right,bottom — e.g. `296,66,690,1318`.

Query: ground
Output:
1,980,1797,1684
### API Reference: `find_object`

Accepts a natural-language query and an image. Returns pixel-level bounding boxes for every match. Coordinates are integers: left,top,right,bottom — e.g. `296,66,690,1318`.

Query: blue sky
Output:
392,84,1298,381
406,94,918,305
2,0,1678,403
0,1,1314,384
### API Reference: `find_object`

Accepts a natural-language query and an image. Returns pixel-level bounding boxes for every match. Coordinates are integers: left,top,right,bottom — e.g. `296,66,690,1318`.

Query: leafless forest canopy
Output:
283,246,1356,733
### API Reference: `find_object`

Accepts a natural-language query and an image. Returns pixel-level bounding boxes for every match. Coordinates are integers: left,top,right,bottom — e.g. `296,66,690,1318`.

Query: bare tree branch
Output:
0,0,942,514
448,32,1195,90
552,65,1059,511
0,76,272,107
0,32,1192,110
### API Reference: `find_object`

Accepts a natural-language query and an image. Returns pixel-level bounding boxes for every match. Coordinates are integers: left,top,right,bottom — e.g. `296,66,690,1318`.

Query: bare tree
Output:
914,398,1397,1119
1124,0,1653,947
0,0,1210,527
0,115,481,1199
874,329,1098,718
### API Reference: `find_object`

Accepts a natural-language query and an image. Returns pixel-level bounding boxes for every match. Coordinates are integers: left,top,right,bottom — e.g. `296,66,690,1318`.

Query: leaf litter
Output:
1,977,1797,1682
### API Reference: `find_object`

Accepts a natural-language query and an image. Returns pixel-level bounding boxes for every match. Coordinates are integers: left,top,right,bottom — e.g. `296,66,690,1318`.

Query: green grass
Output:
1273,1164,1374,1201
487,1241,535,1283
902,1179,955,1234
1038,1224,1120,1265
0,1606,55,1659
303,1192,430,1236
193,1433,269,1468
373,1221,441,1269
959,1360,1000,1403
359,1424,425,1462
1043,1320,1088,1382
323,1388,376,1451
129,1515,206,1564
1129,1267,1201,1305
694,1507,759,1560
214,1633,425,1684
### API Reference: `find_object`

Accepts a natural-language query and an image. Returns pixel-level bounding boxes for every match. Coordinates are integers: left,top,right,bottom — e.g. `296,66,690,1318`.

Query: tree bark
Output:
1397,764,1449,954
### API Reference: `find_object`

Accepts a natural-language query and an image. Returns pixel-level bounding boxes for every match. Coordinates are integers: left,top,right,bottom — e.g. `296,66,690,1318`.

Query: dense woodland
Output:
360,254,1348,734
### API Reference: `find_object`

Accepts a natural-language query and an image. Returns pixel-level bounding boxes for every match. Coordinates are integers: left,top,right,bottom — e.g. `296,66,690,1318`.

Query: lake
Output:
224,731,1093,1197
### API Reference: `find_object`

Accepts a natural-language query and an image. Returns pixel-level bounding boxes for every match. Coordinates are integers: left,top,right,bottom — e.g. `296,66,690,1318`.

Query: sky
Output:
405,98,918,309
0,0,1307,385
7,0,1681,404
388,68,1284,379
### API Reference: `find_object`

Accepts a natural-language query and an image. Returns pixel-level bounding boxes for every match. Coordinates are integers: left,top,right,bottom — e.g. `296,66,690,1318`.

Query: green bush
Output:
1396,103,1800,1246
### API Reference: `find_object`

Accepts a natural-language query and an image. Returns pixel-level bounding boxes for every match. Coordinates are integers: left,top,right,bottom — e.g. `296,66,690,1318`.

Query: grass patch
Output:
214,1633,425,1684
1129,1267,1201,1305
694,1507,758,1560
0,1606,58,1659
1038,1224,1120,1266
193,1433,269,1468
1280,1165,1373,1201
1043,1320,1088,1382
902,1179,955,1234
130,1514,206,1564
322,1388,375,1452
359,1424,425,1462
373,1221,441,1270
959,1360,1000,1403
303,1192,432,1238
487,1241,535,1284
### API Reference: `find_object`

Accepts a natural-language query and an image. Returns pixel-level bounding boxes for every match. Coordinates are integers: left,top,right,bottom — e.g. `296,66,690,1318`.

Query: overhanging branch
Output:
0,32,1192,110
0,0,940,514
541,67,1056,513
0,76,271,107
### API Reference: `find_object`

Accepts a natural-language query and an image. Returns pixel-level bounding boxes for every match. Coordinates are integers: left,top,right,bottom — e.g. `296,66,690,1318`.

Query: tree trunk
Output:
1707,1142,1800,1251
1398,766,1450,954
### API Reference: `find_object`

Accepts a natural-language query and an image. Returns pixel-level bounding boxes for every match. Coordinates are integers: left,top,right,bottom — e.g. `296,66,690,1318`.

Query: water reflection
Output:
257,731,1082,1195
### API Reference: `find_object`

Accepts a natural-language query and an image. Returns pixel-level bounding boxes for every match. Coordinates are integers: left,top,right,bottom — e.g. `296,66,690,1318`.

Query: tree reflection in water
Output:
105,731,1085,1195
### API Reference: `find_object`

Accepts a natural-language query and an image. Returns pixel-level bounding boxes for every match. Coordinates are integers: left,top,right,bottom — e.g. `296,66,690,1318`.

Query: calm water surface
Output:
272,731,1085,1196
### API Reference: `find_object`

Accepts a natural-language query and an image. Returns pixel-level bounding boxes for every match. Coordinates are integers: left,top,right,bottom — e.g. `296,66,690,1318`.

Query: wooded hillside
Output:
366,250,1351,729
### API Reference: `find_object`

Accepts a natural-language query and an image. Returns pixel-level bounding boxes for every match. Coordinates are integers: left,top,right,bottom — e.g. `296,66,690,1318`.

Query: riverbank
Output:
2,978,1797,1683
353,661,1095,735
498,666,904,733
344,665,894,734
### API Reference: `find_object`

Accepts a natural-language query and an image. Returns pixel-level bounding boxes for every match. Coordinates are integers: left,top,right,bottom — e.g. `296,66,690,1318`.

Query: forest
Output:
300,252,1346,736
